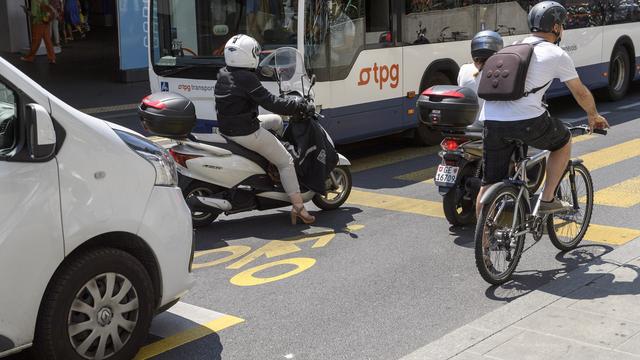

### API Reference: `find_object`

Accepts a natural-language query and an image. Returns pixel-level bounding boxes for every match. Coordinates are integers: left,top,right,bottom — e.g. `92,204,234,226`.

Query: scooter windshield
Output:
260,47,311,96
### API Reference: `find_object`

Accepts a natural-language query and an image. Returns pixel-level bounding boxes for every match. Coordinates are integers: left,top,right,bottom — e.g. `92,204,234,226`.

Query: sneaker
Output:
539,199,572,214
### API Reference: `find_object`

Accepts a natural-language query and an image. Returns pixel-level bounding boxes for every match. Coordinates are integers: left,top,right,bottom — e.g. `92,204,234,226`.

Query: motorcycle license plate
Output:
435,165,459,185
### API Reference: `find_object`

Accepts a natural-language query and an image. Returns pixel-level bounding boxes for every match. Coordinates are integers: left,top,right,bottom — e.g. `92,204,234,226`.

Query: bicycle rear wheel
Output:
547,163,594,251
474,186,527,285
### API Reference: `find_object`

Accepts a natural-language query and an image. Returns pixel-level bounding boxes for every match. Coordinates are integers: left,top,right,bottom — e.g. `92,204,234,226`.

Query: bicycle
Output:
474,124,607,285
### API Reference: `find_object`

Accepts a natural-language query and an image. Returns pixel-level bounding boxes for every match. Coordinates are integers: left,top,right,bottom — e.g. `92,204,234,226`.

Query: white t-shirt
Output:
479,36,579,122
457,63,483,122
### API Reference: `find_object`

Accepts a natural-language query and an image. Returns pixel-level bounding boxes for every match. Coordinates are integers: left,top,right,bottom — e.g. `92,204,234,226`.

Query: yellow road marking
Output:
571,134,595,144
134,315,245,360
392,136,593,185
351,189,639,245
394,166,437,184
352,146,439,173
592,176,640,208
347,189,444,218
580,224,640,245
580,138,640,171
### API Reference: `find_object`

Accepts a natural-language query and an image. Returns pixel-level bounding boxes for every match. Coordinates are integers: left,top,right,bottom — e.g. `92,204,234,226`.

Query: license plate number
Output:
435,165,459,185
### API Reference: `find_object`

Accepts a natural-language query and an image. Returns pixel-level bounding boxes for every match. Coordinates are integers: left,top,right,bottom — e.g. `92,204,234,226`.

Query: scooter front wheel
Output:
313,166,352,210
184,181,223,228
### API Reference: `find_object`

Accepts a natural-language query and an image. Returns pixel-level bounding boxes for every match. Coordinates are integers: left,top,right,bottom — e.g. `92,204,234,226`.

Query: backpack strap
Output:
522,39,550,97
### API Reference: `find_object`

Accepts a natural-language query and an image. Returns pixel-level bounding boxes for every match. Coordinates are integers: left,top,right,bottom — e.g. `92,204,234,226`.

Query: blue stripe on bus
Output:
193,60,636,142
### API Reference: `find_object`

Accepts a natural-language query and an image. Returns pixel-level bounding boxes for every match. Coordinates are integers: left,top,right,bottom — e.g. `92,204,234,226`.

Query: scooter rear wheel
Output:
184,181,223,228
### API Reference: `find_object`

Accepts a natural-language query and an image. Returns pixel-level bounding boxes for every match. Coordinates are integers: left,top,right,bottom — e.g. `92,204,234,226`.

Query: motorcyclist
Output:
457,30,503,123
215,34,316,225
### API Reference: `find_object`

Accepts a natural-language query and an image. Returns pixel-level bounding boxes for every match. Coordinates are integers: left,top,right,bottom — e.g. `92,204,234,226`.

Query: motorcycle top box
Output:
138,92,196,138
417,85,478,131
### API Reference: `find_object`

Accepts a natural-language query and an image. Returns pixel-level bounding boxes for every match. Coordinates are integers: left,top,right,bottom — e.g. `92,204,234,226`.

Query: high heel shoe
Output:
291,205,315,225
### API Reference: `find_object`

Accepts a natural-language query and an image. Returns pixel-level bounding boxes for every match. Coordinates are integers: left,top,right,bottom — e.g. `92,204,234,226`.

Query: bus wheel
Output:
414,71,451,146
603,46,631,101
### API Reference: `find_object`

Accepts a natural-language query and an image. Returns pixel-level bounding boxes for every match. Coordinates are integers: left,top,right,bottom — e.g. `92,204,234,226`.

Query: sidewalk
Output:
0,27,149,113
402,237,640,360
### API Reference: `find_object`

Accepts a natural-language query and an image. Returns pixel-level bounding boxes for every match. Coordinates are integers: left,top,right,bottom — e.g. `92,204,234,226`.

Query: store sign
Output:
117,0,149,70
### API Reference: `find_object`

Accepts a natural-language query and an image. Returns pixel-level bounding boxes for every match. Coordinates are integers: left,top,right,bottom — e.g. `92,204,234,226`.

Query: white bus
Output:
148,0,640,145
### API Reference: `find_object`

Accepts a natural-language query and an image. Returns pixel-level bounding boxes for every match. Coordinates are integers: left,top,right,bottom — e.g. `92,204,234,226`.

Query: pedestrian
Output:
50,0,63,47
20,0,57,64
64,0,84,40
476,1,609,215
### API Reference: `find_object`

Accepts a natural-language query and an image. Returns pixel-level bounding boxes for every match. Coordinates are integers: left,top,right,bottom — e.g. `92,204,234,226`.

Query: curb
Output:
400,236,640,360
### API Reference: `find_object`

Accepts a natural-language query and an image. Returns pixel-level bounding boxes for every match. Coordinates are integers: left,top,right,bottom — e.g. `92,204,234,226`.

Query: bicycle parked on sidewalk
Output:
475,124,607,285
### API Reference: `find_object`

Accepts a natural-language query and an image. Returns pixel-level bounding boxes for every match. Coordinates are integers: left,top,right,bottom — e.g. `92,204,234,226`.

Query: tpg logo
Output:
358,63,399,90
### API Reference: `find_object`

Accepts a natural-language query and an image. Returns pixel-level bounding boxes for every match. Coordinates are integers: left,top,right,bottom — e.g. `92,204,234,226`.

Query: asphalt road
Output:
156,85,640,360
9,85,640,360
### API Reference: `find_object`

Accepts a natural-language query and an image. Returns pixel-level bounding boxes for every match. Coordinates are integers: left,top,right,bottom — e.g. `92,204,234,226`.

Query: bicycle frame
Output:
508,147,551,237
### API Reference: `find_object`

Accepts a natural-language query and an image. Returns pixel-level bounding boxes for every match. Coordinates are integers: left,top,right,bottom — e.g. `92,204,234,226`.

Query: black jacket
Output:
215,67,300,136
284,117,339,194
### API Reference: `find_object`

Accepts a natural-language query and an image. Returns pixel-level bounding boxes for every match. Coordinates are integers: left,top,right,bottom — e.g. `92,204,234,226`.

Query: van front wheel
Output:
33,248,155,360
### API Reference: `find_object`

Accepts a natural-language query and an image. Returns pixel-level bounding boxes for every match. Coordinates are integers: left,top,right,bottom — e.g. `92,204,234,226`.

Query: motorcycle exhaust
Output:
187,196,232,212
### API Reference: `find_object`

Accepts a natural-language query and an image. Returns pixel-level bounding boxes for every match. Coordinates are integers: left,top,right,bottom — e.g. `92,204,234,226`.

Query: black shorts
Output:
482,113,571,185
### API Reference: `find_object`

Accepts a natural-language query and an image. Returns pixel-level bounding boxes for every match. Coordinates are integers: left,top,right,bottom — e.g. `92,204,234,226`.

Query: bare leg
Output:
476,185,490,218
541,140,571,202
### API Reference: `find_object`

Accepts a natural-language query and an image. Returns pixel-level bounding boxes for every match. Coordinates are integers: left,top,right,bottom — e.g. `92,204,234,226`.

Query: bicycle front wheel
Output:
547,163,594,251
474,185,527,285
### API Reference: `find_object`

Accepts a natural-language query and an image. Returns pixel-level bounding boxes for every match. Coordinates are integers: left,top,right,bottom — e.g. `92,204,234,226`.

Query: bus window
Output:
151,0,297,79
603,0,640,24
403,0,476,45
365,0,393,47
305,0,365,81
495,0,530,36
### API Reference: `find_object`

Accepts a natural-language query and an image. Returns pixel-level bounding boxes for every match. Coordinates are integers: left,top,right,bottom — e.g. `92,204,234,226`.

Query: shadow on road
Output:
194,207,363,251
483,244,618,302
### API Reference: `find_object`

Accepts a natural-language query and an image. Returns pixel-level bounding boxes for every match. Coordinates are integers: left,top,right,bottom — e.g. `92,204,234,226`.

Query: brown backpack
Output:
477,40,550,101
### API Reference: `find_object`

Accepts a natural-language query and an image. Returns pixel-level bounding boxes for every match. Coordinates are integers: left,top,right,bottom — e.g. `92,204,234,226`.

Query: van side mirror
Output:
25,103,56,160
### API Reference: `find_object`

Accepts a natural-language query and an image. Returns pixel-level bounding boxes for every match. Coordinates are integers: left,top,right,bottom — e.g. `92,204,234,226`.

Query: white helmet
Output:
224,34,261,69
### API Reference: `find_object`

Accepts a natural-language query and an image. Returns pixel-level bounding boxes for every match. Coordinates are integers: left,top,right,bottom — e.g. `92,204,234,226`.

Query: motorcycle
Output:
139,47,352,227
418,86,546,227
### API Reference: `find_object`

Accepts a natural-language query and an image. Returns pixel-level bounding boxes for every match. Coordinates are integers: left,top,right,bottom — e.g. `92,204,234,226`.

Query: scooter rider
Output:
457,30,503,121
215,34,316,225
477,1,609,215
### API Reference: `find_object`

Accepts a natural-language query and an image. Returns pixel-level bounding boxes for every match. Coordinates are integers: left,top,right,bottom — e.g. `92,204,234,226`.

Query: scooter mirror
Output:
260,65,276,79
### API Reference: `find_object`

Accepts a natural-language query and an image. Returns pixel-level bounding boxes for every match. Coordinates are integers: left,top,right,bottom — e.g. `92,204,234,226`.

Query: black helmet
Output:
528,1,567,33
471,30,504,60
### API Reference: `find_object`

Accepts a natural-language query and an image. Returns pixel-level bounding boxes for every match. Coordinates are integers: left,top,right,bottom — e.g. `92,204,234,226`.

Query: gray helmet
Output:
471,30,504,60
528,1,567,33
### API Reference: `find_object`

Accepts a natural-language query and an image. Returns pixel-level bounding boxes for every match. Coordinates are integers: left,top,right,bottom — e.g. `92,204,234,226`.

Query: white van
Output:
0,57,195,360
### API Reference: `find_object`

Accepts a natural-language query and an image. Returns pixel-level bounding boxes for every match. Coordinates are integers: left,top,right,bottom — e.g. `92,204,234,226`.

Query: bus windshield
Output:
151,0,299,74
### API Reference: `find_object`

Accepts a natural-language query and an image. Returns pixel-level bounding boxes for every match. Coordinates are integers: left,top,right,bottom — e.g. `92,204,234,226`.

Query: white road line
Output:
617,101,640,110
148,301,231,338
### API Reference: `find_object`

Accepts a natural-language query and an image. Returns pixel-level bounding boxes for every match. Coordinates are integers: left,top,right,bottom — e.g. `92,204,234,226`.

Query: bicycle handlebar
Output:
566,124,608,136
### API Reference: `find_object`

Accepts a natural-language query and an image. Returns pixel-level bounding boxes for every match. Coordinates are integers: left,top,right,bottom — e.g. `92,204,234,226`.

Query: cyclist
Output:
477,1,609,215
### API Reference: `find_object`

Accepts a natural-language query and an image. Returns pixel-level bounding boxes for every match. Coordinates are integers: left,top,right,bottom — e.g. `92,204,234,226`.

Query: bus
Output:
147,0,640,145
